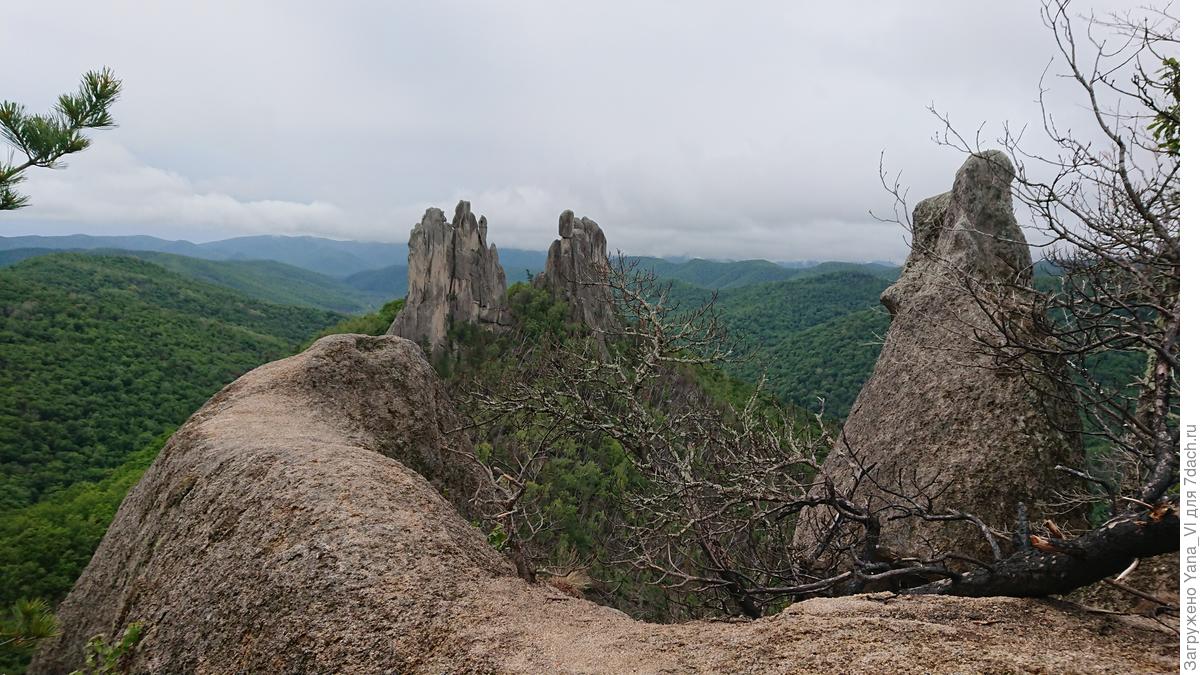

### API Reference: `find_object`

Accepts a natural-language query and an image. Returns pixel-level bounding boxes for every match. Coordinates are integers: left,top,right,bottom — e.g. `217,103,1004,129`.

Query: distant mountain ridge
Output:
0,233,902,298
0,233,553,281
0,236,906,415
342,264,406,297
0,233,404,278
96,250,388,313
633,256,901,289
195,235,402,276
1,248,388,313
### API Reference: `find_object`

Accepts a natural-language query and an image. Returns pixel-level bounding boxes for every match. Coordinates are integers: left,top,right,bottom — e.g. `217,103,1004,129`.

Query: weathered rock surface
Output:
34,334,1173,674
388,201,510,354
535,209,618,334
798,151,1085,566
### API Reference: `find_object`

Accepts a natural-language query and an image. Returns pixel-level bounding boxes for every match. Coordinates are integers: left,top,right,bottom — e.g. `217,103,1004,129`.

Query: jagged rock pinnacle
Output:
535,210,618,335
388,201,510,355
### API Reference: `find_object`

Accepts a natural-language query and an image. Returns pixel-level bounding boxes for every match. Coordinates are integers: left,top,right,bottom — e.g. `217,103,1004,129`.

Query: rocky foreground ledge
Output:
34,336,1177,674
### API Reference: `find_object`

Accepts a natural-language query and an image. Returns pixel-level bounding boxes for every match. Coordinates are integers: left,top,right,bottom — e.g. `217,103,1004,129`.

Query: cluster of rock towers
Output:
388,157,1082,565
389,157,1082,566
387,202,616,355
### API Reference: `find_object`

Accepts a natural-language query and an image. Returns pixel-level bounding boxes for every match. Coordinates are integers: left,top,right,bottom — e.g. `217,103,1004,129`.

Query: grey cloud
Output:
0,1,1137,261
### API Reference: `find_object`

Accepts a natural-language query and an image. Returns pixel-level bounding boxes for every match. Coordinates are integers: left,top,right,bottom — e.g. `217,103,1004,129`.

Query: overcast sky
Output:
1,1,1137,262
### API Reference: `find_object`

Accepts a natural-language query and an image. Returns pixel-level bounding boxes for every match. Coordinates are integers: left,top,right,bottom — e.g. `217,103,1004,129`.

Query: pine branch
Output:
0,67,122,210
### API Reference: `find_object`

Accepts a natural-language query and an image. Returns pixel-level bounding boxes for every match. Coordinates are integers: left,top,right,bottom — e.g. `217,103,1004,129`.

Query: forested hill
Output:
0,233,404,278
0,251,899,515
0,254,344,510
658,271,892,417
713,272,891,415
1,248,389,313
83,249,388,313
713,271,890,344
740,306,890,416
635,257,899,289
0,233,541,281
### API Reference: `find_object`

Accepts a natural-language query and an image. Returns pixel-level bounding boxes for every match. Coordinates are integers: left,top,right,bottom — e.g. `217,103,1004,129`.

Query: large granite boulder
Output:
797,151,1085,567
535,210,618,335
33,335,1172,673
389,201,510,354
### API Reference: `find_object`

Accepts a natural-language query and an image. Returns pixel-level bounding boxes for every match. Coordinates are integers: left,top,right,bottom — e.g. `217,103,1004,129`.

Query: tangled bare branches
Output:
456,0,1179,620
456,251,1176,620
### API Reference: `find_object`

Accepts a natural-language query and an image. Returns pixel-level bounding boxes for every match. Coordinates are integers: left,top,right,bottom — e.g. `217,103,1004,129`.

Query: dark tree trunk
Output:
908,500,1178,597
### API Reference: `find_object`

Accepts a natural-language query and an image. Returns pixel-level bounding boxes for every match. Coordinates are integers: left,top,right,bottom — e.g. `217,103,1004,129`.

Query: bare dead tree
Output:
463,246,1177,621
450,402,567,583
461,258,1032,617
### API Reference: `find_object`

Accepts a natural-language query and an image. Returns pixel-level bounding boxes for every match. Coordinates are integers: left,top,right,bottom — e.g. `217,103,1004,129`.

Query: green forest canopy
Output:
0,253,343,510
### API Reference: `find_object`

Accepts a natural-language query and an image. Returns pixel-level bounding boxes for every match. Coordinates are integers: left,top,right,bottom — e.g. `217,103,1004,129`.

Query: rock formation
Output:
388,201,509,354
797,151,1085,566
34,334,1171,674
535,210,618,334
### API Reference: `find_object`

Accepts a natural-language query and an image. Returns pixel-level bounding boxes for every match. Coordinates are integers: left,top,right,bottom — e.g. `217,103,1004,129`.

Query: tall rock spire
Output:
388,201,510,355
534,210,618,335
796,151,1083,566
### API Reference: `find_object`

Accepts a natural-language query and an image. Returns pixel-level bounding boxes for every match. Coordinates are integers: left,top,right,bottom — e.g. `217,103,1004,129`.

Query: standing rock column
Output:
388,201,510,355
534,210,618,335
797,151,1084,568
